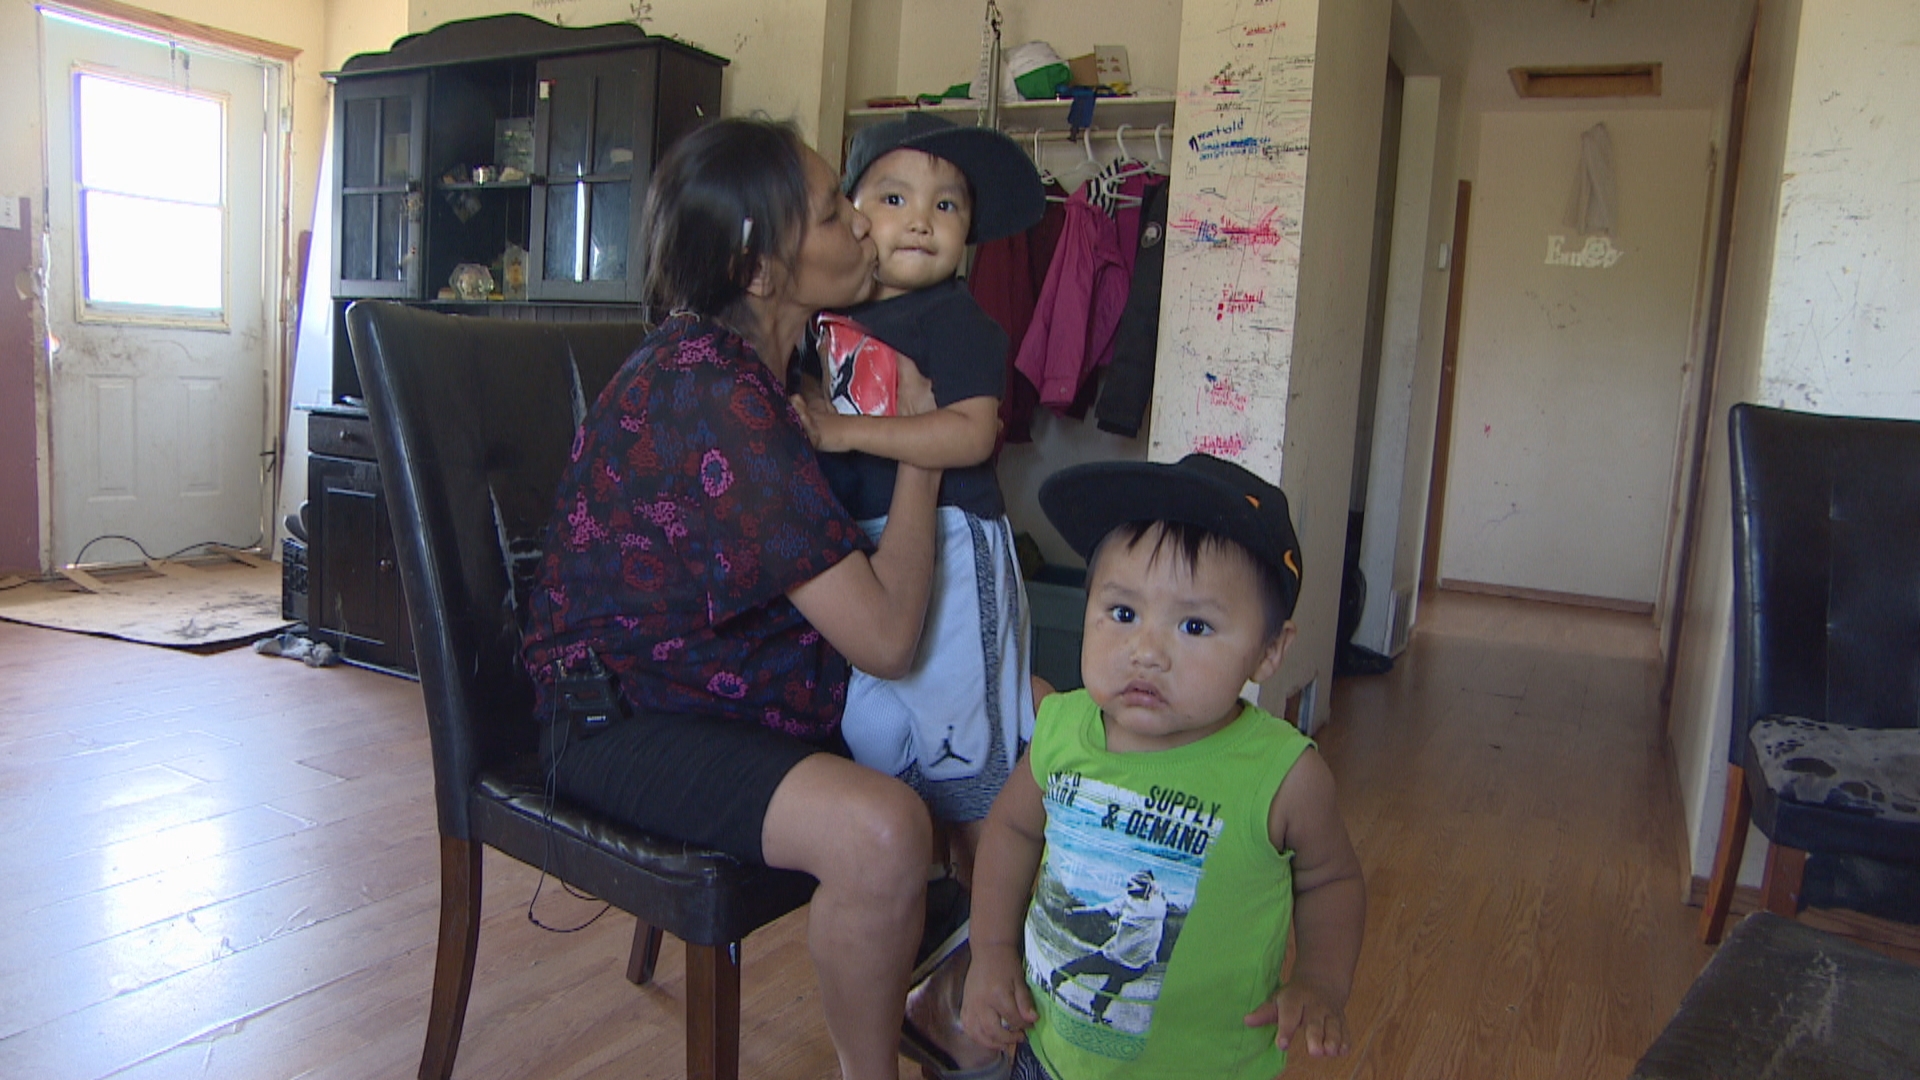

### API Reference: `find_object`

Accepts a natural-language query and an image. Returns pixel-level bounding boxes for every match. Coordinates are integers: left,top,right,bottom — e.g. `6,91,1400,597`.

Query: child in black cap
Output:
796,113,1046,869
791,111,1048,1080
959,454,1366,1080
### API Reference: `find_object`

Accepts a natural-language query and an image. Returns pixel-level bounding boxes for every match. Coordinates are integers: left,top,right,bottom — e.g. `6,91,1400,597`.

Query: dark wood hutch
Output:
305,15,724,672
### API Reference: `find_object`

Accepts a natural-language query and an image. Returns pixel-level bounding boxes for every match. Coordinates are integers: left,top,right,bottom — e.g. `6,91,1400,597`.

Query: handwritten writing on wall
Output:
1147,0,1318,483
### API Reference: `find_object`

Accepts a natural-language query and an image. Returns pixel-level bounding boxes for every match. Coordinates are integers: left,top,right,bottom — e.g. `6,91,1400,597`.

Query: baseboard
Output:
1686,875,1920,958
1439,578,1655,615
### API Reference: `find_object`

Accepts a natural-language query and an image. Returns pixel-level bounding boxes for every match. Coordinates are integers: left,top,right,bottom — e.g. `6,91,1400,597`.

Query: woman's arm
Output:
798,395,1000,470
785,355,943,678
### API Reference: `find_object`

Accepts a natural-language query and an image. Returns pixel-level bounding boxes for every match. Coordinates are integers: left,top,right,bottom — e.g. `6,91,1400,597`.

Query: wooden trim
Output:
626,921,664,986
1685,875,1920,960
686,941,742,1080
1421,181,1472,588
1438,577,1654,615
1660,22,1756,725
420,837,482,1080
43,0,302,63
1509,63,1662,100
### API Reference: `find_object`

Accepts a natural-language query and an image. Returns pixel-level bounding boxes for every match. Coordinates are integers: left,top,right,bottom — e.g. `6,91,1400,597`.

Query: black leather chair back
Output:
345,302,647,839
1728,402,1920,763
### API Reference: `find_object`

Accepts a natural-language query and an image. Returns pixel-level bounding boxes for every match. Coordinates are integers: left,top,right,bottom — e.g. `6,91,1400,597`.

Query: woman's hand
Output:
961,942,1037,1053
789,380,853,454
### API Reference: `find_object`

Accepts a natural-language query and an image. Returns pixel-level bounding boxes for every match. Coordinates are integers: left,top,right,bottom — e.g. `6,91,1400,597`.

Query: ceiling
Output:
1442,0,1757,112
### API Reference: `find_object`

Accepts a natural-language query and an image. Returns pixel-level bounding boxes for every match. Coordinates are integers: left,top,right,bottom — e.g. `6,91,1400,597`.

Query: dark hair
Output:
1090,521,1295,640
639,117,812,320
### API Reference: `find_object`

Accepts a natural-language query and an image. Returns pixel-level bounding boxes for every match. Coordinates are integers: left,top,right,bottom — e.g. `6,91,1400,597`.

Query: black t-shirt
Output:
811,278,1008,520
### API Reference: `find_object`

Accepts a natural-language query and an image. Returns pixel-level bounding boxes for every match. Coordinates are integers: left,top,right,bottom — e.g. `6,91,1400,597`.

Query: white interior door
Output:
40,11,280,567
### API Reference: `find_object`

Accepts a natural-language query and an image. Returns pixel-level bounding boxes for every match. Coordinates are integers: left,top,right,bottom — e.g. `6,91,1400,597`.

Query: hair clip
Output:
741,216,754,252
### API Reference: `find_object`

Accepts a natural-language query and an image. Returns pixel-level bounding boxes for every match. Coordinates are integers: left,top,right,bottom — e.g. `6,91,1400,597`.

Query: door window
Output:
74,70,227,322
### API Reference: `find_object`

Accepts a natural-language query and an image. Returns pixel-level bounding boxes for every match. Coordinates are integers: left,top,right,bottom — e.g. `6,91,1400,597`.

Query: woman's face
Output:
777,148,877,313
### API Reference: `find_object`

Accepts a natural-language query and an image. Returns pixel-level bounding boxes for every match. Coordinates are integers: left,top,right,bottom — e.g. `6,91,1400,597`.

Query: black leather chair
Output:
1700,403,1920,943
345,302,818,1079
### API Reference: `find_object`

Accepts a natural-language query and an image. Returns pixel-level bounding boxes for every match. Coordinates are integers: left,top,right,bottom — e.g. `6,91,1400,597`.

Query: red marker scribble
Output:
1216,287,1265,319
1193,433,1248,457
1173,207,1285,249
1203,374,1251,412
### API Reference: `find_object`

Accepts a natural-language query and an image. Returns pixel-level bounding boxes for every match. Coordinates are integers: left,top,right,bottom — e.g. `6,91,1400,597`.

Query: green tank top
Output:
1023,690,1313,1079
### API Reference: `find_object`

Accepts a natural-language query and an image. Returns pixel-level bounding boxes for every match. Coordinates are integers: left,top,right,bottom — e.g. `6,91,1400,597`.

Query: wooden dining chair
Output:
346,301,819,1079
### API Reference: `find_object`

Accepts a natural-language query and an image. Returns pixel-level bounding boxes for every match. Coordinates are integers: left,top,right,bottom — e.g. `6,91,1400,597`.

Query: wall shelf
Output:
846,93,1177,136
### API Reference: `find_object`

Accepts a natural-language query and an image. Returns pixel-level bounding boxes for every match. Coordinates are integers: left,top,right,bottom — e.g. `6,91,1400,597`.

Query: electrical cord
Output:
67,532,266,567
529,668,613,934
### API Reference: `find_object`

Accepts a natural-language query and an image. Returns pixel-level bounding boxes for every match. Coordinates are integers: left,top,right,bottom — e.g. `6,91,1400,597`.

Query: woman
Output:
522,118,943,1080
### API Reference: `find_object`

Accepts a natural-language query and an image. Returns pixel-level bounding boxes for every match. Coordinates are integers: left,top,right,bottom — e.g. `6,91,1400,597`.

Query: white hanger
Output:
1032,127,1068,202
1150,123,1171,175
1050,129,1106,193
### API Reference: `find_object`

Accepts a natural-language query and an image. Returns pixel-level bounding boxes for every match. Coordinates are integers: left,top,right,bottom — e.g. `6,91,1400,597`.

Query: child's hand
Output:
1244,980,1350,1057
961,942,1037,1052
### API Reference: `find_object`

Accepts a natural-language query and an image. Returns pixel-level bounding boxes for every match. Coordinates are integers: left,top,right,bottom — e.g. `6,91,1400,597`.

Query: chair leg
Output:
420,837,484,1080
685,941,742,1080
1699,766,1752,944
627,920,665,985
1760,842,1808,918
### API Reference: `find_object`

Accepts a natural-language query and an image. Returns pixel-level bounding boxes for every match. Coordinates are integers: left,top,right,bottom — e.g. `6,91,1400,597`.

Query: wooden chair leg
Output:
1760,842,1808,918
685,941,742,1080
1700,766,1752,945
420,836,483,1080
627,920,665,985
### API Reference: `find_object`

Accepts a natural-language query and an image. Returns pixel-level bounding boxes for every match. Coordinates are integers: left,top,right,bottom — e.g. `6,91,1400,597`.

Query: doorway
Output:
39,8,288,568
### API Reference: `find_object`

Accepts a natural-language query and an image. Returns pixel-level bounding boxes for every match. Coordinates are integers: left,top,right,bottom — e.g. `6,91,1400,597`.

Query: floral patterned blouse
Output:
522,312,872,741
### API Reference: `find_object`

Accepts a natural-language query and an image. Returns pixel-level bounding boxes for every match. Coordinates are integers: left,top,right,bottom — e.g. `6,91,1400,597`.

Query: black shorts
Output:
541,710,841,864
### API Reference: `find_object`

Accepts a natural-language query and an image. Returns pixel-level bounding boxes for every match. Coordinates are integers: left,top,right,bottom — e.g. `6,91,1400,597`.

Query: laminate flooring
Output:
0,592,1712,1078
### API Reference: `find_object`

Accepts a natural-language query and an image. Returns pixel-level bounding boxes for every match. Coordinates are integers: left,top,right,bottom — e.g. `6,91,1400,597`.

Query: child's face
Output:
851,149,971,301
1080,526,1293,753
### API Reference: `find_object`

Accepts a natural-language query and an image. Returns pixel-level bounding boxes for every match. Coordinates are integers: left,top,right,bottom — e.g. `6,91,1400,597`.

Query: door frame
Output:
36,0,297,570
1660,26,1756,722
1420,179,1472,590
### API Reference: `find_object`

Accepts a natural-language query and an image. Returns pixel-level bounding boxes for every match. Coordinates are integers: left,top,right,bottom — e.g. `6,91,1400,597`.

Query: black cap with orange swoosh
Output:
1039,453,1303,619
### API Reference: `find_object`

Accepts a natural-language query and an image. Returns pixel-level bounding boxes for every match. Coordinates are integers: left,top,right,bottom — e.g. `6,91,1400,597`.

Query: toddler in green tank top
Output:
962,454,1366,1080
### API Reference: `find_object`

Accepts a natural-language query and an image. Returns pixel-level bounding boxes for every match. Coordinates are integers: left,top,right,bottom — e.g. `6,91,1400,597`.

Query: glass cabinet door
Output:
529,51,658,302
333,74,428,299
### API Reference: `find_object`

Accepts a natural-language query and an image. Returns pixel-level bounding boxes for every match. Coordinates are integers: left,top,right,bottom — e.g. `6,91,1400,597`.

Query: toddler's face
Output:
1080,526,1292,753
851,149,971,300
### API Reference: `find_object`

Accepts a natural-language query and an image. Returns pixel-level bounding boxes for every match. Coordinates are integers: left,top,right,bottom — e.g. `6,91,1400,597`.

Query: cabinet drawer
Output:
309,413,377,460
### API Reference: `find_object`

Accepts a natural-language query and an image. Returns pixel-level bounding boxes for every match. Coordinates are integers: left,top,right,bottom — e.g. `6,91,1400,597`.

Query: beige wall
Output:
1268,0,1393,722
324,0,407,70
850,0,1186,105
412,0,852,152
1440,109,1714,605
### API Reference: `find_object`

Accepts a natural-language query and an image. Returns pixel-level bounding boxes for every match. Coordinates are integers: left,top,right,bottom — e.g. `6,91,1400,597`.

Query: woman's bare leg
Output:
764,754,931,1080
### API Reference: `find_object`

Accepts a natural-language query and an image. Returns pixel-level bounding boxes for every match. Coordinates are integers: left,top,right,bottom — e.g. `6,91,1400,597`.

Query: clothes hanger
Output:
1033,127,1069,202
1150,123,1172,175
1050,128,1106,194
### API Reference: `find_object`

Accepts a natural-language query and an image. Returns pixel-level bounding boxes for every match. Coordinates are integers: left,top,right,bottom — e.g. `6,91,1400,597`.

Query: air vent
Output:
1509,63,1662,99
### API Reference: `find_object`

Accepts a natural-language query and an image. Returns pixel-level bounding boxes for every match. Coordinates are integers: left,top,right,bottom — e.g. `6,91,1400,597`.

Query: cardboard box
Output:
1067,46,1132,91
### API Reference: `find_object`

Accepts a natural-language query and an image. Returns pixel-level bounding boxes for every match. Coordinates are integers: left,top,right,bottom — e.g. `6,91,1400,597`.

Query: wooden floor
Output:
0,591,1714,1079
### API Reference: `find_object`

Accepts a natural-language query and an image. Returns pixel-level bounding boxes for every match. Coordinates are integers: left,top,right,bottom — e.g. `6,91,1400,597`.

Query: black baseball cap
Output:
842,112,1046,244
1039,454,1303,618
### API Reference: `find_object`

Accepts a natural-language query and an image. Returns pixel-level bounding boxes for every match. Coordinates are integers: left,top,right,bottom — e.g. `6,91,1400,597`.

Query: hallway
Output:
1300,591,1707,1079
0,592,1710,1078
